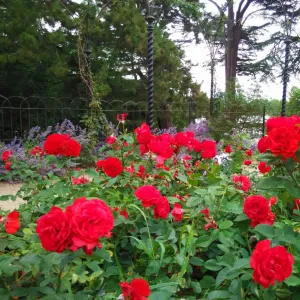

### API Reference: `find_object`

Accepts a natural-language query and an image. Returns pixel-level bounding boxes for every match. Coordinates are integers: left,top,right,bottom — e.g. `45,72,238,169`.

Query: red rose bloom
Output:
117,113,128,123
244,195,275,227
5,211,20,234
224,145,232,153
257,136,270,153
154,197,170,219
67,197,114,255
2,150,12,161
105,135,116,145
268,127,299,159
174,131,194,148
134,185,161,207
4,161,11,171
258,161,271,174
204,220,218,231
44,134,81,157
232,174,251,192
245,149,252,157
36,207,72,253
72,175,89,185
244,159,252,166
200,207,210,218
134,123,153,145
97,157,123,177
120,278,151,300
266,115,300,133
148,139,173,163
201,140,217,159
293,199,300,211
120,208,129,219
171,203,183,222
29,146,45,156
250,240,294,288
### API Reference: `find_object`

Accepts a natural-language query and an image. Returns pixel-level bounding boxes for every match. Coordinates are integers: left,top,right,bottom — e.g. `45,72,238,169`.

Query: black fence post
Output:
281,37,291,116
262,105,266,137
146,15,155,131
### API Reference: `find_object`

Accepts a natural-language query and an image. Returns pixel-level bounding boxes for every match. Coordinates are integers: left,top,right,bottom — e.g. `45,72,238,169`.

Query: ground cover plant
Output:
0,115,300,299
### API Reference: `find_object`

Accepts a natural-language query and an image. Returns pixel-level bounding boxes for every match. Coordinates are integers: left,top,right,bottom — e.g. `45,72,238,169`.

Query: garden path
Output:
0,183,25,211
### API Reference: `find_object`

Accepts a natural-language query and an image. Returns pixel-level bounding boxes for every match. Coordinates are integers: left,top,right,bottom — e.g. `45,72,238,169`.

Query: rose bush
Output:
0,116,300,299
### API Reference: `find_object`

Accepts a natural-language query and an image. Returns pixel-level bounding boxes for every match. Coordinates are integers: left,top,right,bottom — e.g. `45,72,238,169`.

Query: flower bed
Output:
0,115,300,299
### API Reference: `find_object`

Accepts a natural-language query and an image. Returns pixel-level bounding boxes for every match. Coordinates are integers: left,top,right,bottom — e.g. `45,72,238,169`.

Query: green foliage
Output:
1,121,300,298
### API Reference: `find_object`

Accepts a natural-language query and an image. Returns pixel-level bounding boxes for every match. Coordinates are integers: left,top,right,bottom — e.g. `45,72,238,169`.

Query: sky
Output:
72,0,300,100
168,2,300,100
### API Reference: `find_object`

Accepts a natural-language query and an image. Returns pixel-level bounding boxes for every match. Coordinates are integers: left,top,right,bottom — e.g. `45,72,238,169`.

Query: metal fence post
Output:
262,105,266,137
281,37,291,116
146,15,155,131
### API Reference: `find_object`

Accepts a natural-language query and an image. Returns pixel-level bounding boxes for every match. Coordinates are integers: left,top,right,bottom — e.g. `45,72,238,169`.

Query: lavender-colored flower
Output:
184,118,209,140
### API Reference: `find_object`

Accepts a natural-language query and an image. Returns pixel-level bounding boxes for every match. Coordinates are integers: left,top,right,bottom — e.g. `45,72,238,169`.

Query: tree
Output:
287,86,300,115
200,0,272,96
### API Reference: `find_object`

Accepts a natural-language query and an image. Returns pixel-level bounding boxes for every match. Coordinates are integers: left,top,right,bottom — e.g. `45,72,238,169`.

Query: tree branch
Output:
242,8,265,25
240,0,253,20
236,0,246,21
207,0,222,13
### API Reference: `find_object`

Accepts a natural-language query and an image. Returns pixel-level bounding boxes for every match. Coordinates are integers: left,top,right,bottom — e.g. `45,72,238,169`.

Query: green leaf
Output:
215,267,230,287
284,275,300,286
191,281,202,294
177,173,188,184
190,257,204,266
106,177,118,187
233,258,250,269
284,158,295,172
219,220,233,230
207,290,231,300
205,259,223,271
186,196,202,207
254,225,276,238
149,291,173,300
104,266,120,278
257,176,287,190
284,182,300,198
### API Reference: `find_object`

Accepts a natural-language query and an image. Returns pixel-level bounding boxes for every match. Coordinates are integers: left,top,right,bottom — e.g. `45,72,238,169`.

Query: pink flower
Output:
171,203,183,222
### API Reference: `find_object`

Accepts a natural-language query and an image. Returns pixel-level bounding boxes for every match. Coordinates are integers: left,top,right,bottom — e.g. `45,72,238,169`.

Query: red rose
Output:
174,132,194,148
148,139,173,162
5,211,20,234
117,113,128,123
154,197,170,219
250,240,294,288
293,199,300,211
134,185,161,207
72,175,89,185
44,134,81,157
134,123,153,145
268,127,299,159
4,161,11,171
232,174,251,192
244,195,275,227
200,208,210,218
97,157,123,177
244,159,252,166
36,207,71,252
224,145,232,153
201,140,216,159
2,150,12,161
105,135,116,145
139,144,148,156
136,165,146,178
245,149,252,157
266,115,300,134
171,203,183,222
258,161,271,174
67,197,114,255
120,278,151,299
29,146,45,156
120,208,129,219
257,136,270,153
204,220,218,231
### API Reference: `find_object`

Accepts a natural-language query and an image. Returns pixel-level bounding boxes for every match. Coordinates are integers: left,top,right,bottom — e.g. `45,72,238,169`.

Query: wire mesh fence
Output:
0,95,265,142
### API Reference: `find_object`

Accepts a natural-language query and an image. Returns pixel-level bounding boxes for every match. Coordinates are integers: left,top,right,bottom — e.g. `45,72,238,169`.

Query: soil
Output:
0,182,25,211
